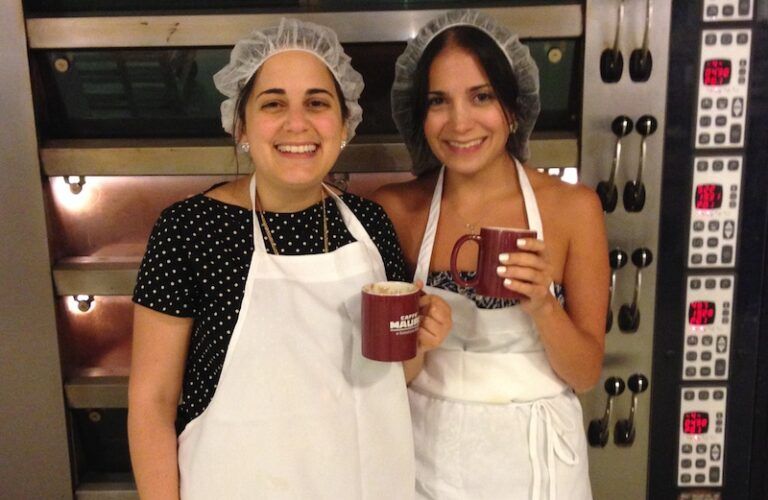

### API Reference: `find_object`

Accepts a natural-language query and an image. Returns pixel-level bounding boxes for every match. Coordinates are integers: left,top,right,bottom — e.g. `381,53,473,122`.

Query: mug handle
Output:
450,234,482,287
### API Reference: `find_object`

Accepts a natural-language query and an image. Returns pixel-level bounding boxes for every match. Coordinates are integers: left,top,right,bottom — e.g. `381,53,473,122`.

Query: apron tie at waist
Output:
528,399,579,500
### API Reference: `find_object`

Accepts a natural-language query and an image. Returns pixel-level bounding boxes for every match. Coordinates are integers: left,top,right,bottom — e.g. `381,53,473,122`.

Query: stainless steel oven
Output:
3,1,767,498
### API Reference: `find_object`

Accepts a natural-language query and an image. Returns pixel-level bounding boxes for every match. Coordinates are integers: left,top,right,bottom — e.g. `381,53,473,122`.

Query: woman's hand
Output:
414,280,452,353
497,238,557,317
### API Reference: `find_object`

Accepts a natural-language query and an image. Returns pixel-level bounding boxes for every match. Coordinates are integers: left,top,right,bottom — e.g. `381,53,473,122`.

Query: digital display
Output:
683,411,710,435
689,301,716,326
703,59,732,86
695,184,723,210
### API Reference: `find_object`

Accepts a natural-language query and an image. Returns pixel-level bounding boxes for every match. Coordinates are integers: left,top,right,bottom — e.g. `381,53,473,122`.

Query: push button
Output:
695,473,706,484
693,221,705,231
714,133,726,144
709,467,721,483
720,278,732,288
707,237,719,248
715,115,728,126
687,335,699,346
711,444,722,461
702,98,713,109
685,366,697,377
737,32,749,44
686,351,698,361
733,98,744,117
705,5,718,17
722,245,733,264
717,98,728,109
699,134,711,145
716,336,727,352
681,473,692,484
708,220,720,231
705,279,717,289
700,116,712,127
699,390,710,401
691,278,702,289
692,253,703,265
684,390,695,400
702,352,712,361
715,359,727,375
728,159,739,171
696,160,708,172
706,253,718,264
696,444,707,454
721,33,733,45
731,124,742,143
723,220,735,239
696,459,707,468
682,444,693,454
681,459,692,468
700,367,712,377
692,237,704,248
702,335,713,346
722,5,735,17
713,390,725,401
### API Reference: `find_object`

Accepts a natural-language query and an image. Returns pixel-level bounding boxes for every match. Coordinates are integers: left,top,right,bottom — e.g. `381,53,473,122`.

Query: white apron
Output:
409,161,592,500
178,177,415,499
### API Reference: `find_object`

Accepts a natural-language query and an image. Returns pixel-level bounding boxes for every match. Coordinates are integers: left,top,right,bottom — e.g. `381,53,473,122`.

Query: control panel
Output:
695,30,751,149
688,156,742,268
703,0,754,21
683,275,734,380
678,387,727,487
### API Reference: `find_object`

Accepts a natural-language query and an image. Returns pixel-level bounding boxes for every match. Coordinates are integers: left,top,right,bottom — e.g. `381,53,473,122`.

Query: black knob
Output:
612,115,634,137
600,49,624,83
631,247,653,268
610,249,628,270
588,419,610,448
597,182,619,213
629,49,653,82
636,115,658,136
627,373,649,394
614,418,635,446
605,376,625,396
618,304,639,333
622,182,646,212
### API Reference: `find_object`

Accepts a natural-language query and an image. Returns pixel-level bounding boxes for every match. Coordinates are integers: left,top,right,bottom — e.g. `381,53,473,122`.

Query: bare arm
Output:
128,305,193,500
499,188,608,392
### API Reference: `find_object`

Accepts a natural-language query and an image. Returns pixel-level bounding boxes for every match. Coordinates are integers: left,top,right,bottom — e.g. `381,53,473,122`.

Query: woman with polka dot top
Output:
127,19,451,500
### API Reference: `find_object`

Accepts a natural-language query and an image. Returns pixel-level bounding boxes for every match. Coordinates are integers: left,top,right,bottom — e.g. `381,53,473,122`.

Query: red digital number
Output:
683,411,709,434
695,184,723,210
689,301,716,326
703,59,732,86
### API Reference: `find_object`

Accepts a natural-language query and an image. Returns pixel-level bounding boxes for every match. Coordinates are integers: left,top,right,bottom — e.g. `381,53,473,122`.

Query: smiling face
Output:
422,42,513,176
239,50,347,192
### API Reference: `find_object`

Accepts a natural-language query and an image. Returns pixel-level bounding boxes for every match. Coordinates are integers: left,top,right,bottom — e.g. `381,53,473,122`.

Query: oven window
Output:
24,0,576,15
32,39,579,140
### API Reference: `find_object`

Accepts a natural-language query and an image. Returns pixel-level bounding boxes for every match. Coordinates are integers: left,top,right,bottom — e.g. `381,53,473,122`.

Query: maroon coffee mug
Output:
450,227,537,300
361,281,420,361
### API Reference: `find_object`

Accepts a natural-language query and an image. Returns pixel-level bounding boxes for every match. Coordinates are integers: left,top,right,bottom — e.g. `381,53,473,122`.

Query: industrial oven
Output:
1,1,766,498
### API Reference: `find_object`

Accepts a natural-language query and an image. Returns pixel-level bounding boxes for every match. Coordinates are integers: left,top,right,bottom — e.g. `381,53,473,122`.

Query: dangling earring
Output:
340,140,347,150
509,121,518,134
239,142,250,153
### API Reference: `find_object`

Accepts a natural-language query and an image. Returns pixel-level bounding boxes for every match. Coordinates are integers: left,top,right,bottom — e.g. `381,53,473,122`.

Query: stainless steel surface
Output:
54,257,141,296
77,482,137,500
41,133,578,176
65,376,129,409
27,5,583,49
0,1,72,497
579,1,672,498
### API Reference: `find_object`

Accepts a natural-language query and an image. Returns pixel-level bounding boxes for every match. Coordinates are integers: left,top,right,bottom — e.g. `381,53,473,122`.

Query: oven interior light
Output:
73,294,94,313
65,176,86,194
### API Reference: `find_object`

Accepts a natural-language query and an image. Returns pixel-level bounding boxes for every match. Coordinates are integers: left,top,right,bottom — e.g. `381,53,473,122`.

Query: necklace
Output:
445,198,484,235
254,187,329,255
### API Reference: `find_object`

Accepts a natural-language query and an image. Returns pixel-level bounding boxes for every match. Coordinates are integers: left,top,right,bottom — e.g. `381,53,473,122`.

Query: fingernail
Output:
504,278,512,286
496,266,506,275
517,238,526,247
499,253,510,263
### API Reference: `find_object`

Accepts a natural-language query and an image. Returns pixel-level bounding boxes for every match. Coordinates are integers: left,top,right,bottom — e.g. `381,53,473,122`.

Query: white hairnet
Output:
214,18,364,141
391,9,541,175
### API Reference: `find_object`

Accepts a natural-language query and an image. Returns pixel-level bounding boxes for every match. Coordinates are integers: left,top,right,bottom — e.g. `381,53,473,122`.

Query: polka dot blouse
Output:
132,190,407,432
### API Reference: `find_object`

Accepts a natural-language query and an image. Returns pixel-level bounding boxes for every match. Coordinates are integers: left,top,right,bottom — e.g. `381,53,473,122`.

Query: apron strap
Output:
528,399,579,500
414,167,445,283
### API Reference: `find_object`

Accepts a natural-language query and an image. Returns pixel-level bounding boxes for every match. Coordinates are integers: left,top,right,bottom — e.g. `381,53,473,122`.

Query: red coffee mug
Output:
361,281,420,362
450,227,537,300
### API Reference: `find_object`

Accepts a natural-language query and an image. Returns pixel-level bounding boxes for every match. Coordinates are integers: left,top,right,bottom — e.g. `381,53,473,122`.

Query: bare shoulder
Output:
370,171,437,217
204,176,251,209
528,167,603,225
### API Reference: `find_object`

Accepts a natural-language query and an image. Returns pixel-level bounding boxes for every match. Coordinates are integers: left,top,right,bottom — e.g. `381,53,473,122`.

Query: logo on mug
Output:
390,312,419,335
